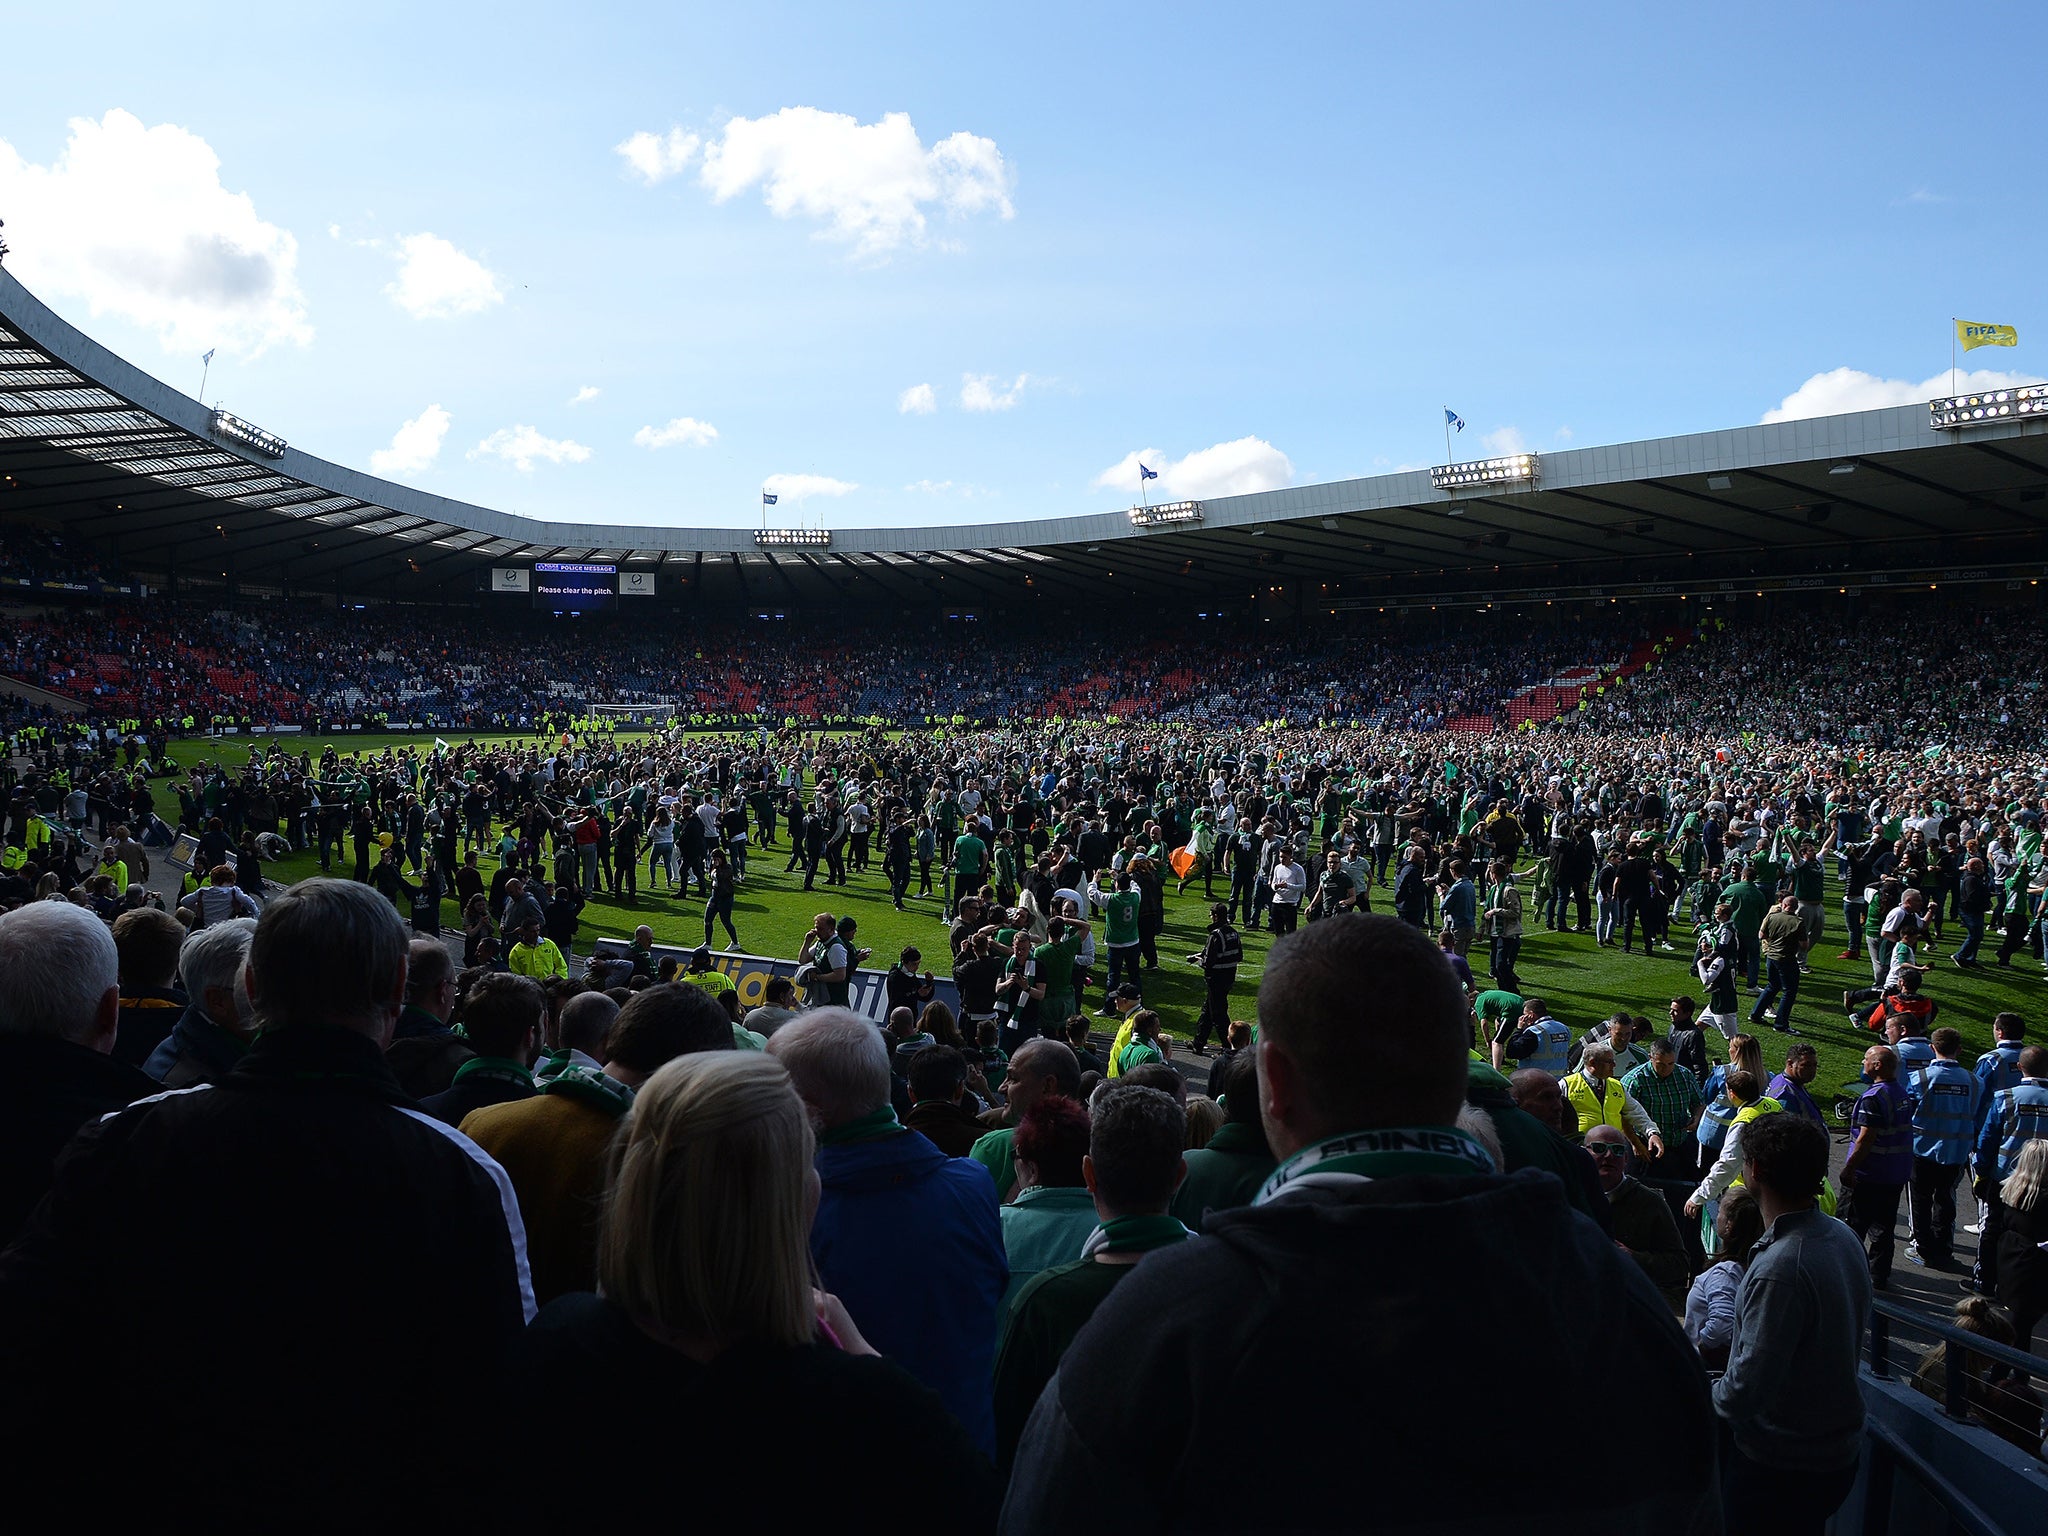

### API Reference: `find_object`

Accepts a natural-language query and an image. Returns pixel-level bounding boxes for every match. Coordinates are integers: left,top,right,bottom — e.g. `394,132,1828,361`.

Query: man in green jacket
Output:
1171,1054,1276,1232
992,1082,1191,1470
1723,864,1770,991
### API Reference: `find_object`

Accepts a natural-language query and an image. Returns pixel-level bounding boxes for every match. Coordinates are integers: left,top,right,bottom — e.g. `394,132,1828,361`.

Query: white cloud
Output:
1762,365,2044,423
568,385,601,406
680,107,1013,259
898,382,937,415
1555,426,1574,442
1480,426,1529,456
632,416,719,449
1094,436,1295,499
469,425,591,472
615,127,700,185
0,108,310,357
763,472,857,500
369,403,451,476
961,372,1032,412
384,233,504,319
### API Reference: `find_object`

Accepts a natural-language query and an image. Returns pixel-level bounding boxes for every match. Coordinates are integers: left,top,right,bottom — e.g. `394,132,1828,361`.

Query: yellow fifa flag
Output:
1956,319,2019,352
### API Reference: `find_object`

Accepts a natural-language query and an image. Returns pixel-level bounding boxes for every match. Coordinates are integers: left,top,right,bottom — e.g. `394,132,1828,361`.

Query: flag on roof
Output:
762,491,778,505
202,348,215,365
1445,409,1465,432
1138,463,1159,481
1955,320,2018,352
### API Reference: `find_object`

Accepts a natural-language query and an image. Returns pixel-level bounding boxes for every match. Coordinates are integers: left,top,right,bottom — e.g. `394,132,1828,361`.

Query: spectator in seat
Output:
903,1043,988,1157
498,1051,999,1530
144,917,257,1088
0,902,157,1248
998,1093,1100,1313
769,1007,1008,1463
993,1082,1191,1472
1585,1123,1690,1311
1002,914,1717,1533
385,938,473,1100
1170,1052,1277,1232
464,981,732,1306
420,971,543,1126
0,878,535,1528
969,1037,1082,1203
111,905,187,1067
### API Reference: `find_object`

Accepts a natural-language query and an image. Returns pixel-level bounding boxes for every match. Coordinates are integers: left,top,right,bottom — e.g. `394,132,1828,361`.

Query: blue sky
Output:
3,2,2043,529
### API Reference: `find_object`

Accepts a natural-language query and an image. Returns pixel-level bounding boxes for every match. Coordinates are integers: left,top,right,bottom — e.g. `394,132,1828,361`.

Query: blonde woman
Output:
1996,1137,2048,1353
501,1052,998,1524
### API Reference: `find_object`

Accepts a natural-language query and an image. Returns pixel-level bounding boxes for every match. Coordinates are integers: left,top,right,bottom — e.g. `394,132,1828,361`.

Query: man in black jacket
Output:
1953,855,1992,968
385,936,473,1100
0,902,158,1248
0,879,534,1527
1002,914,1718,1535
1392,844,1428,927
676,800,709,896
421,971,544,1126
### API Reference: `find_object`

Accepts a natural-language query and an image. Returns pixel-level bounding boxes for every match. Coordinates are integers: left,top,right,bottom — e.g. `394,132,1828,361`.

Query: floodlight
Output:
1127,501,1204,527
1929,384,2048,428
210,408,287,458
1431,453,1538,492
754,529,831,547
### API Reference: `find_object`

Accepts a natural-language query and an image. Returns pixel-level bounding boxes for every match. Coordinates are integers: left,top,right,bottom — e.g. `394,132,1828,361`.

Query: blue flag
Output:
202,348,215,365
1138,463,1159,481
762,491,778,505
1445,409,1464,432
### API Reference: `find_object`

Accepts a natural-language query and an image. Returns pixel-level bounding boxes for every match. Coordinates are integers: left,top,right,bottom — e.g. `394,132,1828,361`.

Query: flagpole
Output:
1444,413,1454,465
198,352,212,405
1951,318,1957,399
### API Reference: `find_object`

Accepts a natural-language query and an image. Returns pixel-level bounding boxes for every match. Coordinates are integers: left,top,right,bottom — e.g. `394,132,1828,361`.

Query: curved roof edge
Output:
0,265,2030,559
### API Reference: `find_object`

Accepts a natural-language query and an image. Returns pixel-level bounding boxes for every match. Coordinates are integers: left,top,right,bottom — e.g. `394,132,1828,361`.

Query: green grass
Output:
156,730,1274,1046
156,731,2032,1087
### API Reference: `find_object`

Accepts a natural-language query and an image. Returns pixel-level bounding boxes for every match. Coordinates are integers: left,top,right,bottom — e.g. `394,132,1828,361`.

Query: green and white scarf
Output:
451,1055,534,1091
1254,1125,1496,1207
535,1051,634,1117
1079,1213,1193,1258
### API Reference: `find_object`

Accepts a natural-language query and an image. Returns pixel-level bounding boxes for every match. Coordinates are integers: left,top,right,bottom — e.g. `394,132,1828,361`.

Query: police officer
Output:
1906,1028,1982,1269
1971,1044,2048,1295
1495,996,1572,1077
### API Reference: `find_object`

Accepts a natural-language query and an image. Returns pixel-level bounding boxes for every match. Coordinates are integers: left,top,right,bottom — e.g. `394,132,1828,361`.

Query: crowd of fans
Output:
1,599,1653,731
1575,609,2048,752
6,594,2048,1528
0,527,122,586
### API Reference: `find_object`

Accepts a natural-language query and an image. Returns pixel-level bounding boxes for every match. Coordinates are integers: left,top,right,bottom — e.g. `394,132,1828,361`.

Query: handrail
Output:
1858,1414,2006,1536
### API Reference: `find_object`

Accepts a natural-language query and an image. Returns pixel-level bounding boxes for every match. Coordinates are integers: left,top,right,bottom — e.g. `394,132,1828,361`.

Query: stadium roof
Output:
4,265,2048,609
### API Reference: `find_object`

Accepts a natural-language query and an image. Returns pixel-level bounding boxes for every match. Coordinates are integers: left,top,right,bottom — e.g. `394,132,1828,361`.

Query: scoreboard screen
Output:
533,561,615,611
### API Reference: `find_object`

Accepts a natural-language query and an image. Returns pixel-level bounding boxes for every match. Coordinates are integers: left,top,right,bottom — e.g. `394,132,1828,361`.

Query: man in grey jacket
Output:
1713,1112,1871,1531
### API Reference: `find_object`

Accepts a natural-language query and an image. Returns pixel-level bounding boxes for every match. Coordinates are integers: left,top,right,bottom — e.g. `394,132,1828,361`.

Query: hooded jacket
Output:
811,1126,1007,1460
1002,1168,1717,1535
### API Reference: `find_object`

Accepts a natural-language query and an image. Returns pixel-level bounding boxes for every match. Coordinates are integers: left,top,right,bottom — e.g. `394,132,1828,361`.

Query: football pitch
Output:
158,731,2034,1091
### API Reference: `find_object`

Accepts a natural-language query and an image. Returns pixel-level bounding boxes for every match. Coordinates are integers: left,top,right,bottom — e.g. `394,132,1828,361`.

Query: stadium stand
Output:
6,263,2048,1533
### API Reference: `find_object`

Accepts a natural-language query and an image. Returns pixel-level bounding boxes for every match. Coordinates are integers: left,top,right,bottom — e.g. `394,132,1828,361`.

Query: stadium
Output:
7,110,2048,1536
